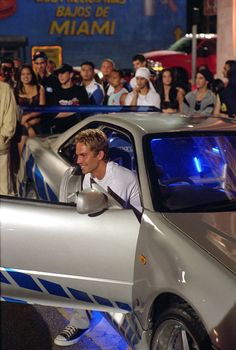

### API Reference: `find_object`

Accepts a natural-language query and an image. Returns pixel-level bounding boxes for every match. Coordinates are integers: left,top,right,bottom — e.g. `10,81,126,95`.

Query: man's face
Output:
132,59,146,71
109,71,121,88
100,61,113,79
80,64,94,81
34,58,47,75
136,76,148,89
76,142,102,175
58,71,72,85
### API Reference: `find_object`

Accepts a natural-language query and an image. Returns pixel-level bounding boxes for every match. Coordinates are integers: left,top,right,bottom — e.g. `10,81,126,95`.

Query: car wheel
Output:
151,303,212,350
26,183,38,200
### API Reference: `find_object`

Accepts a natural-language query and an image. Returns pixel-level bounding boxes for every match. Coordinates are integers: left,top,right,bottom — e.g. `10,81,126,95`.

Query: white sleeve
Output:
124,92,133,106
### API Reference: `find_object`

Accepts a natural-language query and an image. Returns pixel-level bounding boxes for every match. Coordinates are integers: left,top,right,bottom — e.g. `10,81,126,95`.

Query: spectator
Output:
130,54,156,91
108,69,128,105
32,51,60,106
53,63,89,132
182,69,216,116
222,59,236,84
14,64,45,155
155,68,184,113
54,128,141,347
0,81,17,195
13,57,23,81
100,58,115,103
0,58,15,88
125,67,160,109
214,63,236,118
80,61,104,105
132,54,147,71
47,59,56,75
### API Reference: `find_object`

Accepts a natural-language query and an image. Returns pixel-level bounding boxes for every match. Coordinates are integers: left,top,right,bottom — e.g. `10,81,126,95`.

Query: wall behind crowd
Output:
0,0,186,68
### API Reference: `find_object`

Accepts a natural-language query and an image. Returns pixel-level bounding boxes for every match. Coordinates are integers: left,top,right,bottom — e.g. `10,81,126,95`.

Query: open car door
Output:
0,191,141,313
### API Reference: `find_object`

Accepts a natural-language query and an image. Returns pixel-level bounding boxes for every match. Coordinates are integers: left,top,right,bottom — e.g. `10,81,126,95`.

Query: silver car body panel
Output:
1,198,140,312
2,113,236,349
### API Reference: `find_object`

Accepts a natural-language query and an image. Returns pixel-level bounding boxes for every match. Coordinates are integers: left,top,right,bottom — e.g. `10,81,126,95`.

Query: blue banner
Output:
0,0,186,67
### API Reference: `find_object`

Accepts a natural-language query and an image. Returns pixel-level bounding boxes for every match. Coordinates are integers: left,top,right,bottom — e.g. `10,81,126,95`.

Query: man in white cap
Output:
125,67,160,109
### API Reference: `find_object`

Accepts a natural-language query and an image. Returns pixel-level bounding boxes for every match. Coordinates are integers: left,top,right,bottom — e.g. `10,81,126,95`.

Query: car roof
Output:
52,113,236,151
88,112,236,133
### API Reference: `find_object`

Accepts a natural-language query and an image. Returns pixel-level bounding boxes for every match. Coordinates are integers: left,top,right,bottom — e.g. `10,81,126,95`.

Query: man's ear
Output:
98,150,105,160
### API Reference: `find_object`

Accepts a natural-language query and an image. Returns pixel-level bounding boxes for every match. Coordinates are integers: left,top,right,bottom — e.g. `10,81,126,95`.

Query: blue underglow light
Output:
194,157,202,173
212,147,220,154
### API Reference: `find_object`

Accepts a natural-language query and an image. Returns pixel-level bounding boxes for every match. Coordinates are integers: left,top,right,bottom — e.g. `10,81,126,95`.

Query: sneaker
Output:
54,325,88,346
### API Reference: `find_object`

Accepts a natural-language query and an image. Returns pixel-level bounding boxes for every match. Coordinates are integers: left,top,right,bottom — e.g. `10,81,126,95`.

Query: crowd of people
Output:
1,51,236,196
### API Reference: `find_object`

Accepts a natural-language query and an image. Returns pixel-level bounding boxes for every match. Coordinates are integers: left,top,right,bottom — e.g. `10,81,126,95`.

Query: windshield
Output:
145,133,236,212
169,37,201,53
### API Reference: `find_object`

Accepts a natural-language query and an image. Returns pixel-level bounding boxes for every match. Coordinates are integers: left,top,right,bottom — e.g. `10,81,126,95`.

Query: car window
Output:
169,38,201,54
145,133,236,212
197,39,216,56
102,127,136,172
58,122,101,165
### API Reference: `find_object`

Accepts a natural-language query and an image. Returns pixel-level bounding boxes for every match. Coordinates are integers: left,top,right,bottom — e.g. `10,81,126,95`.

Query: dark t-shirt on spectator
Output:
56,85,89,105
54,85,89,133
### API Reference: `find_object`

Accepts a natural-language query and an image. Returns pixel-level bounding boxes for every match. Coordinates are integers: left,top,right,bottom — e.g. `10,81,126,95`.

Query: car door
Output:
0,194,140,313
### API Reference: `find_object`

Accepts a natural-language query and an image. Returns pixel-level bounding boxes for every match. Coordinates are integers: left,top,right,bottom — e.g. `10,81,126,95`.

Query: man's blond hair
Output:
75,129,108,160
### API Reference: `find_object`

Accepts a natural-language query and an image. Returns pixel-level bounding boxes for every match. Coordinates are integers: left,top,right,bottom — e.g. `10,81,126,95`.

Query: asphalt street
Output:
1,302,130,350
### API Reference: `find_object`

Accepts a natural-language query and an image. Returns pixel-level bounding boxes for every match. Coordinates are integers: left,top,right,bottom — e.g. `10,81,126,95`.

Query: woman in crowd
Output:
125,67,160,108
156,68,184,113
213,63,236,118
182,69,216,116
14,64,45,154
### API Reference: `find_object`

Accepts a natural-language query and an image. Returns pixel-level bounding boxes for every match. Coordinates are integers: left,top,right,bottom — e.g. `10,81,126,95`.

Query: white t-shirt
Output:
82,161,142,213
125,89,161,109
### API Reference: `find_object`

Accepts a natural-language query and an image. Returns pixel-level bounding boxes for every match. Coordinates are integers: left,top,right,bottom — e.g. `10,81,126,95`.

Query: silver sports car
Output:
1,112,236,350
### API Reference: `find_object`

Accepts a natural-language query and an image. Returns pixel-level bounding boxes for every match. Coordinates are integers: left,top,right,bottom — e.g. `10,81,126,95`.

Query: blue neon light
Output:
193,157,202,173
212,147,220,154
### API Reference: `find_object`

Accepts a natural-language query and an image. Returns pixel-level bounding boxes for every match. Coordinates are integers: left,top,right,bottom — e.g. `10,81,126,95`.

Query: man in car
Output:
54,129,142,346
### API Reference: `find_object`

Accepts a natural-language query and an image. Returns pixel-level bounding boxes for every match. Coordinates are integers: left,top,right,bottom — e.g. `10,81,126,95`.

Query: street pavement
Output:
1,302,130,350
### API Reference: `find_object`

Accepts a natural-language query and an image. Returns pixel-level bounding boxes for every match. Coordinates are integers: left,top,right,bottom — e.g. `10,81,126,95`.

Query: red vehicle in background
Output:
144,33,217,79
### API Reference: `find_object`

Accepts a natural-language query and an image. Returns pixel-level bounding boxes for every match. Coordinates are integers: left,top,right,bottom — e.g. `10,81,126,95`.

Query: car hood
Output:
163,212,236,275
145,50,185,58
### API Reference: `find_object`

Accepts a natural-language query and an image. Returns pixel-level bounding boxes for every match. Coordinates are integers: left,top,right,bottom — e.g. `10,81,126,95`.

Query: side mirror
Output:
59,166,82,203
76,189,108,215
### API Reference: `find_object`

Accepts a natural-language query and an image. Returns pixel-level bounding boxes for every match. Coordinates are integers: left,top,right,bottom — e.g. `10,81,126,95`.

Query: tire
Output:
151,303,212,350
26,183,38,200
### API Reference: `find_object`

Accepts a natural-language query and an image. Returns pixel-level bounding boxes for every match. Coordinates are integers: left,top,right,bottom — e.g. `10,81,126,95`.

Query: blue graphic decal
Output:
46,184,58,202
2,268,132,312
93,295,113,307
7,270,42,292
26,154,34,181
115,301,132,312
2,296,27,304
68,288,93,304
0,272,10,284
34,165,48,201
39,278,69,298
